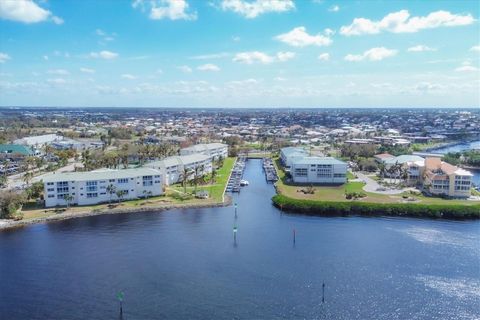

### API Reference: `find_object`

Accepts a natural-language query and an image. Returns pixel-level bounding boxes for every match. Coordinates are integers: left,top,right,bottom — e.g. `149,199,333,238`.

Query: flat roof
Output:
43,168,161,183
182,143,227,152
145,153,211,168
292,156,346,166
0,144,35,155
281,147,309,157
384,155,425,165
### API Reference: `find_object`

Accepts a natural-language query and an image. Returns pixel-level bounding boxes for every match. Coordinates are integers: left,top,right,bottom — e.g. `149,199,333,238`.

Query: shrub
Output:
272,194,480,220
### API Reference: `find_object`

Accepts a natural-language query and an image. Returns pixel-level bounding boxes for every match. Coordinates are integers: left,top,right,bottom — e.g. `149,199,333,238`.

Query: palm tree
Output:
64,194,74,209
23,171,33,187
211,166,217,185
401,167,409,185
116,190,126,203
217,155,224,169
193,165,205,194
378,162,386,181
81,150,91,171
106,184,116,204
180,167,192,194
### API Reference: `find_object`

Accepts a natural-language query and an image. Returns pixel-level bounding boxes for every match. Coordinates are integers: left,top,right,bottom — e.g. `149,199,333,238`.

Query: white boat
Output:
240,180,249,186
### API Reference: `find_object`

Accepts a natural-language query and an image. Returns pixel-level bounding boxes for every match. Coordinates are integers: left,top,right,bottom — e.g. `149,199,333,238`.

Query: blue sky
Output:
0,0,479,108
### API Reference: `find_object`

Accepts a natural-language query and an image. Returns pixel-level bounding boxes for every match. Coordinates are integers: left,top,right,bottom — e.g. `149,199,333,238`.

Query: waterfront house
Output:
290,156,347,184
180,143,228,160
423,157,472,198
43,168,163,207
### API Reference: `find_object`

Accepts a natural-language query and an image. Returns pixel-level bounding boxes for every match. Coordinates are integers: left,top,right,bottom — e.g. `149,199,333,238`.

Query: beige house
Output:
423,157,472,198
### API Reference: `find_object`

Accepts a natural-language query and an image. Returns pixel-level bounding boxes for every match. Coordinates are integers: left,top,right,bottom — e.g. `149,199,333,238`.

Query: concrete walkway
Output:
355,172,412,195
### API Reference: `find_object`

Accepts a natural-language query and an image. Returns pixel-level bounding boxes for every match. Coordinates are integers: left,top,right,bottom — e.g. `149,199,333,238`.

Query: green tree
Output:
0,190,26,219
106,184,116,204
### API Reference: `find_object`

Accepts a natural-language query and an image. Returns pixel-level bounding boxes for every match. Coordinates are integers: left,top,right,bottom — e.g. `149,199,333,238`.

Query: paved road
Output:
6,160,82,190
354,172,410,195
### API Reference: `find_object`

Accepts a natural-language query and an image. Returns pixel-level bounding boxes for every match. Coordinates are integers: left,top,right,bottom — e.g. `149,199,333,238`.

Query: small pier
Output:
262,158,278,183
226,156,247,193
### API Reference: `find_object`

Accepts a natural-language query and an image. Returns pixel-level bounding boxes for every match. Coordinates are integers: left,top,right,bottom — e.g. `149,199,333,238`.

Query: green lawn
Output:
169,157,236,202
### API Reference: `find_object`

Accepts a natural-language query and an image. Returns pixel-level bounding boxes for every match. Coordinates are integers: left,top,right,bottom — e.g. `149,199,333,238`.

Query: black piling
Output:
322,282,325,303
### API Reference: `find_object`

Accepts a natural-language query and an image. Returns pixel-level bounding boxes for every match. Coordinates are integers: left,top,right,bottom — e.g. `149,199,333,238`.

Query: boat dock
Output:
263,158,278,183
226,156,247,193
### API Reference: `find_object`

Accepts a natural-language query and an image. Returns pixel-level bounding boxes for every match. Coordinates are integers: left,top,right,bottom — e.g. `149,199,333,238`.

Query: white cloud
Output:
121,74,137,79
0,0,64,24
80,67,95,74
96,29,116,42
233,51,274,64
178,65,193,73
47,78,66,85
47,69,70,75
407,45,436,52
340,10,475,36
190,52,229,60
276,51,295,62
275,27,332,47
318,53,330,61
455,61,478,72
43,55,49,61
0,52,11,63
197,63,221,72
455,65,478,72
232,51,295,64
470,45,480,52
90,50,119,59
345,47,397,62
274,77,286,81
133,0,197,21
221,0,294,18
328,5,339,12
51,16,64,25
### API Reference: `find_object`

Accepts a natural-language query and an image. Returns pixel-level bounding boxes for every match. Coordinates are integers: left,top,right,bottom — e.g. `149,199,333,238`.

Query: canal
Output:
427,140,480,186
1,159,479,319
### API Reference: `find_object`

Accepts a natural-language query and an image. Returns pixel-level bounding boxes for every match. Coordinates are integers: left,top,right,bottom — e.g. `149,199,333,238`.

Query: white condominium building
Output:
291,156,347,184
43,168,163,207
180,143,228,160
280,147,309,169
144,153,213,186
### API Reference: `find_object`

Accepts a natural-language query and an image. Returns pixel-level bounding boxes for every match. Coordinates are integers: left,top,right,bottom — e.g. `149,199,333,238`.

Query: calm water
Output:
429,140,480,186
1,160,479,320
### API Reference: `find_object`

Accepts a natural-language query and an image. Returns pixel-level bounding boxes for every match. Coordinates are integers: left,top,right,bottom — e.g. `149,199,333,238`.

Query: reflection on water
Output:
0,160,479,320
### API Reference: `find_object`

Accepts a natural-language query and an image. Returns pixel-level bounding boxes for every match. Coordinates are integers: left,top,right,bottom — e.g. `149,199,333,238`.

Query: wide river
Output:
1,160,479,320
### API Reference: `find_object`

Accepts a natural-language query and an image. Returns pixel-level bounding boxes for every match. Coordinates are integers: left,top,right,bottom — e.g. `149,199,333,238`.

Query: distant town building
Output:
180,143,228,160
0,144,37,159
14,134,63,146
144,154,212,185
290,156,347,184
43,168,163,207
